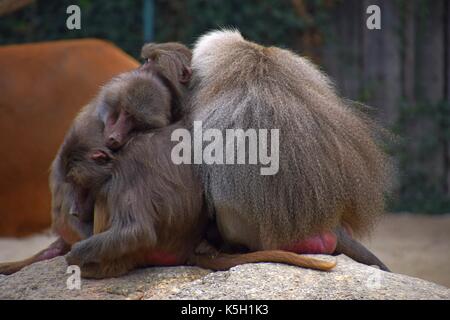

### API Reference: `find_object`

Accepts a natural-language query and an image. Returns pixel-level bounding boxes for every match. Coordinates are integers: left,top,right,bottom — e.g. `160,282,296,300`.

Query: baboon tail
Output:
335,228,390,272
191,250,336,272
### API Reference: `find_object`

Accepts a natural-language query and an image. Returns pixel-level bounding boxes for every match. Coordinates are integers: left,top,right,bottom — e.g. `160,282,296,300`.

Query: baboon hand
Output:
65,239,102,267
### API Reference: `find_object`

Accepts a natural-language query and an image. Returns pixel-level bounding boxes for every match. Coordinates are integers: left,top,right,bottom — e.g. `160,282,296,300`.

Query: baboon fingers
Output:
65,237,103,267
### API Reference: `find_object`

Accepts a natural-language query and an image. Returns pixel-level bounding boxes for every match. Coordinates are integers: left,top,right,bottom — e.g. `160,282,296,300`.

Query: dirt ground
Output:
0,213,449,288
363,213,450,288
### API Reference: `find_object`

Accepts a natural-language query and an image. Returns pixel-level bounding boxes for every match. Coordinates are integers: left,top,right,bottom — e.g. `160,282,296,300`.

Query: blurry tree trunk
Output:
0,0,34,16
291,0,322,62
321,0,364,99
402,1,415,104
318,0,450,208
321,0,402,125
445,0,450,197
416,0,446,195
362,0,401,126
417,2,445,103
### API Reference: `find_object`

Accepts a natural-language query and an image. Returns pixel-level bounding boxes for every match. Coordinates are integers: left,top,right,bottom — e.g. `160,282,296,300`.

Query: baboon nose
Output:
107,137,121,150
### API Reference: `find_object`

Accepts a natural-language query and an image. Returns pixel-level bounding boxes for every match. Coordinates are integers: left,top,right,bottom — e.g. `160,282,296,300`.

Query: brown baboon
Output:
187,30,394,271
0,44,192,275
63,122,208,278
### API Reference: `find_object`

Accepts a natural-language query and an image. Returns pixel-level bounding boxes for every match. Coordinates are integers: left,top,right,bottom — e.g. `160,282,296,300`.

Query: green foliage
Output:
0,0,328,57
0,0,143,57
153,0,317,48
390,99,450,213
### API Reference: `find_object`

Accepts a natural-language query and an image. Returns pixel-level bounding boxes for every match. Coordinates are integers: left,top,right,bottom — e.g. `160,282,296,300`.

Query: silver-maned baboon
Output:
187,30,394,270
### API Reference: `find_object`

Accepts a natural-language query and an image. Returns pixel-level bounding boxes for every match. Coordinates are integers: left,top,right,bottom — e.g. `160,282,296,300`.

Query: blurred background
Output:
0,0,449,287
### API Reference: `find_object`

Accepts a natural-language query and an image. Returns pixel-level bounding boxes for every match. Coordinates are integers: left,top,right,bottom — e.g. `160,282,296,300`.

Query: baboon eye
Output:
106,112,118,125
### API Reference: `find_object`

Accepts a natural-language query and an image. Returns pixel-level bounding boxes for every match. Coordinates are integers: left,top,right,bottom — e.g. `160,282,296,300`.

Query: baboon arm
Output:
334,228,390,272
0,237,70,275
190,250,336,271
66,222,156,267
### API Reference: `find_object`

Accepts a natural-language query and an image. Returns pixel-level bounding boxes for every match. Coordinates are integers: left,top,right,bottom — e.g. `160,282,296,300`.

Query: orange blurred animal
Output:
0,39,139,236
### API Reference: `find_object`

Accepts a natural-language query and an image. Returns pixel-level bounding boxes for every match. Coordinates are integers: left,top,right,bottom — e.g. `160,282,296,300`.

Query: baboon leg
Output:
0,237,70,275
65,222,154,268
334,228,390,272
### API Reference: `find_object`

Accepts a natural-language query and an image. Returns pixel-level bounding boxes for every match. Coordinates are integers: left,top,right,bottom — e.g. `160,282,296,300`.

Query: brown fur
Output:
141,42,192,88
64,121,207,278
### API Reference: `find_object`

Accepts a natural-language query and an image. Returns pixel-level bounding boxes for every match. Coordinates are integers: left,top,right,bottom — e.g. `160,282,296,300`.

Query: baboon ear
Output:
180,66,192,84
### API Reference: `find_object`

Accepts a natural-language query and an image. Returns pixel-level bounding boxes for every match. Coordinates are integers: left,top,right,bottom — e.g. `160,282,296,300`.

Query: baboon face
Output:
64,147,114,188
99,43,192,151
59,129,115,220
100,69,173,151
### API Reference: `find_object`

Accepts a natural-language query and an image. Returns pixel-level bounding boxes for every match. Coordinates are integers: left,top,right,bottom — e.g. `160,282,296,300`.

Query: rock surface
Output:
0,255,448,300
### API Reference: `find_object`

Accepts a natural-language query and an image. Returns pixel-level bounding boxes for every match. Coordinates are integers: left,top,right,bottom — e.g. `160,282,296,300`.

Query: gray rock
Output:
0,255,448,300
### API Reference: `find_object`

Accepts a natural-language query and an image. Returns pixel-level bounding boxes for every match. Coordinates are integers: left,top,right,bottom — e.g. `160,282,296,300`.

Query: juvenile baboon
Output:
187,30,394,270
73,43,194,229
63,122,208,278
100,43,192,150
0,44,192,275
54,42,195,230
